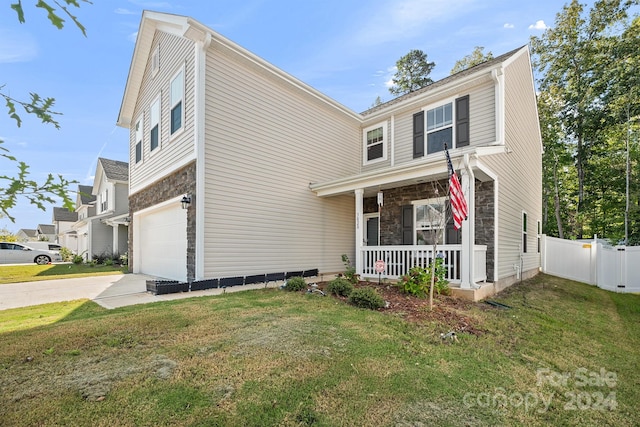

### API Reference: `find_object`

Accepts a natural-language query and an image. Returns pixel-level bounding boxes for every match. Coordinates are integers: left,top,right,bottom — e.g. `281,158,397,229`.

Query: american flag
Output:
445,147,468,230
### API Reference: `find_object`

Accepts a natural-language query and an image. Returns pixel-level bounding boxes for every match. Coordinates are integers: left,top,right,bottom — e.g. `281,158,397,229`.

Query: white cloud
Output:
529,20,549,30
354,0,477,46
128,31,138,43
115,8,138,15
504,23,515,29
0,29,37,63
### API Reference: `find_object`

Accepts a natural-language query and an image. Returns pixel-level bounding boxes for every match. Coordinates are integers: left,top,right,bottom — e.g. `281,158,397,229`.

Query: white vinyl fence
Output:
541,235,640,293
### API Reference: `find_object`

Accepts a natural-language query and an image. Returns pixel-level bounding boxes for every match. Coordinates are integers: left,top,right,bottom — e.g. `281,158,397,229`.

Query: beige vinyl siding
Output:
468,83,496,146
114,183,129,215
129,31,196,195
202,44,360,278
373,81,496,168
90,220,113,257
481,51,542,281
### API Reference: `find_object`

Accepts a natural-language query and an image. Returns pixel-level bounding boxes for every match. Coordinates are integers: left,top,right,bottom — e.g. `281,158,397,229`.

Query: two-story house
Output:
52,207,77,247
117,11,541,300
64,159,130,260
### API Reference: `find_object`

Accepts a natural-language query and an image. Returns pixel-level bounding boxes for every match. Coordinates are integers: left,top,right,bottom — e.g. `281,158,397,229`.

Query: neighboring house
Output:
16,229,37,242
52,207,77,246
117,12,541,299
63,160,130,260
36,224,56,242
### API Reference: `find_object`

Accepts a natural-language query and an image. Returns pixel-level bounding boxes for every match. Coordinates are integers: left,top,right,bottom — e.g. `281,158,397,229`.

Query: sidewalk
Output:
0,273,282,311
93,274,282,309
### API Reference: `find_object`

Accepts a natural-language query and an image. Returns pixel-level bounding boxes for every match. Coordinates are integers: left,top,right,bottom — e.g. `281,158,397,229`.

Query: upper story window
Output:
135,116,143,164
150,96,160,152
427,103,452,154
170,67,184,136
363,121,388,165
100,189,109,213
413,95,469,158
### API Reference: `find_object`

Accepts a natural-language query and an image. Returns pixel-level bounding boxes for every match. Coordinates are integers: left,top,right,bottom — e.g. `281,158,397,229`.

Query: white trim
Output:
169,63,185,140
491,68,505,146
362,121,388,165
364,212,380,246
390,115,395,167
195,34,210,281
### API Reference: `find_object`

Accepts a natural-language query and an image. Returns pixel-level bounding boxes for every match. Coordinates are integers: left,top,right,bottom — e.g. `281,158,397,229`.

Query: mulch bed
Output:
315,280,486,336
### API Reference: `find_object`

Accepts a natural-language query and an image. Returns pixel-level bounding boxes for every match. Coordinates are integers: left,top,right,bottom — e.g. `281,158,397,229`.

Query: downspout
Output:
464,153,476,288
491,68,504,146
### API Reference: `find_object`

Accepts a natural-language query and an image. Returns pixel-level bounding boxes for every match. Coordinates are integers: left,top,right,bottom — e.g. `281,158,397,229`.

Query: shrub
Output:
72,255,84,264
348,287,385,310
59,247,74,262
104,258,114,266
326,277,353,297
119,252,128,266
398,266,430,298
398,258,450,297
284,276,307,292
341,254,359,284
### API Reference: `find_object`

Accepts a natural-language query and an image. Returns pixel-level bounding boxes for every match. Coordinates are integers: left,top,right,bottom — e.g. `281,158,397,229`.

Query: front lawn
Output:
0,263,127,285
0,274,638,426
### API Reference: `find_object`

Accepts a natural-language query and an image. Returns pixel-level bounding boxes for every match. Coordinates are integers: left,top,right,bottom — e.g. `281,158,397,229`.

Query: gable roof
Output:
98,158,129,182
17,229,37,238
37,224,55,234
361,45,526,116
53,207,78,223
78,185,96,205
117,11,360,129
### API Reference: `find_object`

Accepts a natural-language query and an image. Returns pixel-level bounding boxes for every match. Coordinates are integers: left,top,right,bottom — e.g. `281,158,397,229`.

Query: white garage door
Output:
136,203,187,281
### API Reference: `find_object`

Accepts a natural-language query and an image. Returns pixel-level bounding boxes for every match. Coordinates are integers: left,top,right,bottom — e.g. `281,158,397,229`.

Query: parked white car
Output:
0,242,63,265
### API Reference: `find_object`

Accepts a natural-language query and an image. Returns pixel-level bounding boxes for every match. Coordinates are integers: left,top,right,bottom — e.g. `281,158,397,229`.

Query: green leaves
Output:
0,152,77,222
12,0,91,36
534,0,640,243
0,88,61,129
389,49,435,96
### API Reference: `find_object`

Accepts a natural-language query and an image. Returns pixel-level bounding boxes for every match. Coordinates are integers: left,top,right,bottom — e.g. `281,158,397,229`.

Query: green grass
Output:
0,263,127,284
0,274,638,426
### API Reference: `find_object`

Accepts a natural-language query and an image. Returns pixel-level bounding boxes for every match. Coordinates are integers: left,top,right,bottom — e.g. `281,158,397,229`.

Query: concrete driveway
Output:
0,273,282,311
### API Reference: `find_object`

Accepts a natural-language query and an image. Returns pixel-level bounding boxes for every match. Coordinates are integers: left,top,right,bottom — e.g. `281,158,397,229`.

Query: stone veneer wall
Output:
363,179,495,281
128,161,197,281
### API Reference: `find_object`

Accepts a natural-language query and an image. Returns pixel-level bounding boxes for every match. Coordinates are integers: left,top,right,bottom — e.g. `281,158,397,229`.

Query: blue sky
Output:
0,0,586,233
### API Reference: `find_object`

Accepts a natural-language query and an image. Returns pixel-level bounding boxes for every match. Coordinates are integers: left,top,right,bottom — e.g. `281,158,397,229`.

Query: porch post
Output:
461,155,475,288
112,224,119,257
355,188,364,277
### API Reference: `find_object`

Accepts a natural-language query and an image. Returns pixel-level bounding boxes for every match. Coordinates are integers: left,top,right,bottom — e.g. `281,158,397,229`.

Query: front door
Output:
365,214,379,246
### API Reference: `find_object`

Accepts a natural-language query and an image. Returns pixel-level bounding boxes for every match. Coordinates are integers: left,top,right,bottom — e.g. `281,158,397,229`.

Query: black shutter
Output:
413,111,424,158
402,205,413,245
456,95,469,148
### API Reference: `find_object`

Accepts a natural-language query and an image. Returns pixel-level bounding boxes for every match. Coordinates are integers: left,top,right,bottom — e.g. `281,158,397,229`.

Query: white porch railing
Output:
359,245,487,283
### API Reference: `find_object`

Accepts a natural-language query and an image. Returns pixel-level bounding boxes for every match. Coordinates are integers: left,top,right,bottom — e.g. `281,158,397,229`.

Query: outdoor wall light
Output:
181,194,192,209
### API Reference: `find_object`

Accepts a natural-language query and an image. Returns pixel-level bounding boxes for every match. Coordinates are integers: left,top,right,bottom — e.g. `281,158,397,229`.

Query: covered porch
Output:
311,150,499,290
